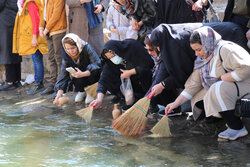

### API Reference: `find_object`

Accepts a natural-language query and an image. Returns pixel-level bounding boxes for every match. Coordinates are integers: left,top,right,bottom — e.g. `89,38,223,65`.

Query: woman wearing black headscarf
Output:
90,39,154,109
147,22,247,116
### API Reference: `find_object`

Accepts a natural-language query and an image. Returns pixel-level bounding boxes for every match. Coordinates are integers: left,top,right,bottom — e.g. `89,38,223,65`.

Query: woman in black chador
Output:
90,39,154,109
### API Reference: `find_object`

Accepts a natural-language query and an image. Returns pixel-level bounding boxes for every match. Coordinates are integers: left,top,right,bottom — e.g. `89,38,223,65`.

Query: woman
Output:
144,35,179,115
166,26,250,140
13,0,48,95
53,33,101,105
90,39,154,109
0,0,22,91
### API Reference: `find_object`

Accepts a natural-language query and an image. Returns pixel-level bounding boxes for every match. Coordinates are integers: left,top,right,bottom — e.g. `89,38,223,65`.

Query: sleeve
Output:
140,0,156,26
28,2,40,35
117,26,130,36
66,0,81,7
45,0,65,32
100,0,109,11
85,44,102,73
181,69,203,100
0,0,6,11
106,6,115,29
54,59,71,92
220,44,250,81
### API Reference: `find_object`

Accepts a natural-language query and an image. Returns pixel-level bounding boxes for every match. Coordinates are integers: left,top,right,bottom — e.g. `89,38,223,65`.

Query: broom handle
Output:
146,91,153,99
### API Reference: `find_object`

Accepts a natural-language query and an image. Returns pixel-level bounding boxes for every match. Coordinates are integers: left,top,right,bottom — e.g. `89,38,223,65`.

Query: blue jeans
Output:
32,50,44,83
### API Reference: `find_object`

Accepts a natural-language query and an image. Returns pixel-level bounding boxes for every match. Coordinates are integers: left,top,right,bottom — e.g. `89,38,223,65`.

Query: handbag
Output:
207,0,221,22
234,82,250,117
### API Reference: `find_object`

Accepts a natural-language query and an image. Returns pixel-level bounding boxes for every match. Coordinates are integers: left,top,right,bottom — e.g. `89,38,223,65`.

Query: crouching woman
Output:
165,26,250,140
53,33,101,104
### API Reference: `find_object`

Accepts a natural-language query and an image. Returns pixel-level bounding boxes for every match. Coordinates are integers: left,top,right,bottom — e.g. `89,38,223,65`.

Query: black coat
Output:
54,42,101,92
155,0,206,26
150,22,248,90
0,0,21,64
97,39,154,99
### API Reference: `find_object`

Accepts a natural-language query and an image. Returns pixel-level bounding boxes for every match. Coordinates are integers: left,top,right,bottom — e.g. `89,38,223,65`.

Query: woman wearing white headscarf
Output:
165,26,250,140
53,33,101,104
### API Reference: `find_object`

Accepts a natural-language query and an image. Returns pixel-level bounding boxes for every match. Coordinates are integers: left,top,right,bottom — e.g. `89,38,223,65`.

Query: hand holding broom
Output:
112,92,153,136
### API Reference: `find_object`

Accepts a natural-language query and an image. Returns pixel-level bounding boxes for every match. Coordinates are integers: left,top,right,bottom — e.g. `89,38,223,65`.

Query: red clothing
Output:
28,2,39,35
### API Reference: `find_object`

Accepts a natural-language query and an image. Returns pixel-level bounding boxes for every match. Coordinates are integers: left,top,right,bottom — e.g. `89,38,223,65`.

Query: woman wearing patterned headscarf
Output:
165,26,250,141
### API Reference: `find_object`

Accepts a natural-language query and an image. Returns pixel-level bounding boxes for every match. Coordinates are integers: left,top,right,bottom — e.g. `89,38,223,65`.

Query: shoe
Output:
122,104,132,112
40,85,54,95
75,92,86,102
218,127,248,140
27,83,45,95
85,93,95,104
204,116,222,124
0,81,20,91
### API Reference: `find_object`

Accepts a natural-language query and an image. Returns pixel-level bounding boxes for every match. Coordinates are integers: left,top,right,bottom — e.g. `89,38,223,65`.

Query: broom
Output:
76,105,94,121
151,112,171,137
112,92,152,136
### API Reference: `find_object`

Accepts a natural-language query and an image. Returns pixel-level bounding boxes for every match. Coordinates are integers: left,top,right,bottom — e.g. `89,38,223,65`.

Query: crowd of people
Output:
0,0,250,141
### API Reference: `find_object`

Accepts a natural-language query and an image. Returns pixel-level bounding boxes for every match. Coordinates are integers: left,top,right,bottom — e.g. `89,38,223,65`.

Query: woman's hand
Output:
70,68,83,78
165,102,178,114
94,4,103,14
192,0,203,11
220,72,235,82
131,18,141,31
90,98,102,109
120,69,136,79
110,26,118,34
53,90,64,106
150,83,165,98
31,35,38,47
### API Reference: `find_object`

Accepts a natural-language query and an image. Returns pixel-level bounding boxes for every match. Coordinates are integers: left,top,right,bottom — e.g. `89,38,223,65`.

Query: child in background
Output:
13,0,48,95
106,1,131,41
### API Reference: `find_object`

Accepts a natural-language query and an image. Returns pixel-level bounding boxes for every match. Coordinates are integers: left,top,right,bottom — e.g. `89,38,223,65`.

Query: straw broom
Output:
76,106,94,121
112,93,152,136
151,112,171,137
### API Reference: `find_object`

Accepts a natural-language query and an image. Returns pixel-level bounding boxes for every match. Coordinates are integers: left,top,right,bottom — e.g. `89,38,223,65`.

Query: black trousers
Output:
5,63,21,83
72,73,100,92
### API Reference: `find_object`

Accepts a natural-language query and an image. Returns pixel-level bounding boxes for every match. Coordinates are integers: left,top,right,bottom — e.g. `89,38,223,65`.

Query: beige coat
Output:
181,40,250,120
65,0,109,56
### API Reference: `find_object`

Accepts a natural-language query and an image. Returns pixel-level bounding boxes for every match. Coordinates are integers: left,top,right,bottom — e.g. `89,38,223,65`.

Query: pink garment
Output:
28,2,40,35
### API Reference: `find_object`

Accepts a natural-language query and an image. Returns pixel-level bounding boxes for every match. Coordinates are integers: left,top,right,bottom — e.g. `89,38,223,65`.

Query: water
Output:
0,96,250,167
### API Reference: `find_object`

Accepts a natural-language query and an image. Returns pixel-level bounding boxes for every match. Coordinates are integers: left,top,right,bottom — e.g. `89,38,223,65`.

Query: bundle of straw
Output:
112,93,152,136
151,112,171,137
76,106,94,121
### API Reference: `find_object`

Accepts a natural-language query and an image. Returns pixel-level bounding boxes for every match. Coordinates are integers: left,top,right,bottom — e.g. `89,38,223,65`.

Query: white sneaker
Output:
85,93,95,104
75,92,86,102
218,127,248,140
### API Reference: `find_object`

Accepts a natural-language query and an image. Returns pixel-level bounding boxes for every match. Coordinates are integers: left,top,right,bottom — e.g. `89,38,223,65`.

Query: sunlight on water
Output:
0,97,249,167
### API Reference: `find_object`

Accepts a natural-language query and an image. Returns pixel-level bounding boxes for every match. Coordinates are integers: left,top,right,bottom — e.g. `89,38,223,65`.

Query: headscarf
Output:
149,23,199,88
193,26,222,90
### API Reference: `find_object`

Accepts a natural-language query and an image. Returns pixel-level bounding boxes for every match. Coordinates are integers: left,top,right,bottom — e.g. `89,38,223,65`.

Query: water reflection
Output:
0,97,249,167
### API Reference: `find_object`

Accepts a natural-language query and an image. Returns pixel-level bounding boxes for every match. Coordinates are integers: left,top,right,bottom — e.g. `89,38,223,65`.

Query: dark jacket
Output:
116,0,156,43
54,40,101,92
0,0,21,64
97,39,154,99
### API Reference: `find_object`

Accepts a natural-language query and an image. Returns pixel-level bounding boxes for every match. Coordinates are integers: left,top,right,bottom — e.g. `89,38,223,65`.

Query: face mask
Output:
110,55,123,64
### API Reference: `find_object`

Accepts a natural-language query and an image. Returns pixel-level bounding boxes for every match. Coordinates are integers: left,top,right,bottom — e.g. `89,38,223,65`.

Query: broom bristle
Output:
112,97,150,136
151,115,171,137
76,106,93,121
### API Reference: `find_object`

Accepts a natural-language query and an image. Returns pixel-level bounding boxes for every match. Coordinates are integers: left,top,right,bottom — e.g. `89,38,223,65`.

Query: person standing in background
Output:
106,1,131,41
39,0,67,95
13,0,48,95
66,0,109,102
0,0,22,91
